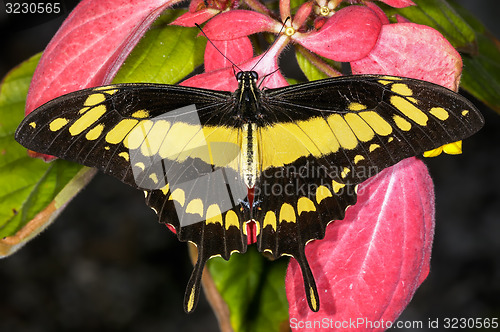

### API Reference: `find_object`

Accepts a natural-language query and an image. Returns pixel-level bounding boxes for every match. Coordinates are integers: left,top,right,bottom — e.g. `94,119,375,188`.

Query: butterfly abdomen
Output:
241,123,259,188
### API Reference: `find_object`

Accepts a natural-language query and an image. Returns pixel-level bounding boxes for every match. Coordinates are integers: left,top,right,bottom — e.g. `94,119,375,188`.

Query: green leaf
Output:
385,0,477,53
296,50,329,81
207,247,289,332
0,54,89,253
113,10,206,85
447,1,500,112
460,34,500,112
289,0,309,12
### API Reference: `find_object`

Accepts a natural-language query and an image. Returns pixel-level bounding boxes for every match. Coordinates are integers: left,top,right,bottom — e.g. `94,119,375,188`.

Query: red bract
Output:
352,23,462,90
204,37,254,72
182,34,289,90
171,0,240,27
286,158,434,331
378,0,415,8
25,0,178,161
202,5,383,63
294,6,382,62
202,10,281,40
344,0,415,7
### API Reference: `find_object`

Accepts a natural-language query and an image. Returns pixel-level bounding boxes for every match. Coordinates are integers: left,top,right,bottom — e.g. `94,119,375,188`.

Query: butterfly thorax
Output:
235,71,261,120
235,71,262,189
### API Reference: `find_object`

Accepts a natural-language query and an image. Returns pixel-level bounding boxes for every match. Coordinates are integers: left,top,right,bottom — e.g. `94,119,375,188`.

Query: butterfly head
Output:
236,71,259,88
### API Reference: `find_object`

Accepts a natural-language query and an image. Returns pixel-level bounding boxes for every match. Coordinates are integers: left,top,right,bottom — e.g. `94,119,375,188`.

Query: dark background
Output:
0,1,499,331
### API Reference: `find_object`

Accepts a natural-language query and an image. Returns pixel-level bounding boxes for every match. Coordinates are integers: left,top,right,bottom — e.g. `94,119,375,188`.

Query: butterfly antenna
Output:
250,17,290,72
258,68,280,89
195,23,243,72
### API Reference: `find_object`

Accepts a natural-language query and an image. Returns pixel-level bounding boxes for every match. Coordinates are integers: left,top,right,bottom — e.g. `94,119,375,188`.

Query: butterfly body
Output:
15,72,483,313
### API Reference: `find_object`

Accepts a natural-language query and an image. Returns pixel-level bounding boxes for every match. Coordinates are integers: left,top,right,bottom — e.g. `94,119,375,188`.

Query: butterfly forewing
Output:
15,74,484,314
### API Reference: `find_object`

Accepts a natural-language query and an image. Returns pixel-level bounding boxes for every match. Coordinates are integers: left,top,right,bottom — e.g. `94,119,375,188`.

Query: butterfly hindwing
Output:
253,154,358,311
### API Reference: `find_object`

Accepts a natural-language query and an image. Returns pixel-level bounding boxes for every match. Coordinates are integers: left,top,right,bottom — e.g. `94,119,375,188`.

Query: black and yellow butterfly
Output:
15,72,483,313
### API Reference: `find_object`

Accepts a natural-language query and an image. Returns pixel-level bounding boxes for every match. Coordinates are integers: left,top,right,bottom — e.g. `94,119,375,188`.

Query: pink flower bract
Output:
286,158,435,330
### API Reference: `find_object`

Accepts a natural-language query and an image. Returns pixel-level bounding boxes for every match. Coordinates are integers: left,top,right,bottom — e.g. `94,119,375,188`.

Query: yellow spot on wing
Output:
332,180,345,193
132,110,149,118
462,110,469,116
206,204,222,225
118,151,129,161
443,141,462,154
160,183,169,195
280,203,296,223
297,197,316,215
69,104,106,136
170,188,185,206
94,86,118,94
202,126,240,165
84,93,105,107
105,119,139,144
263,211,277,230
298,118,340,154
134,162,145,171
327,114,358,149
149,173,159,184
393,115,411,131
391,83,413,96
186,199,204,217
264,123,321,157
316,185,332,204
423,147,442,157
29,122,36,129
49,118,69,131
225,210,239,230
187,287,196,313
424,142,462,157
310,287,318,311
85,124,104,140
140,120,170,157
354,155,365,164
390,95,428,126
381,76,401,81
369,144,380,152
158,122,205,159
429,107,449,120
341,167,350,178
261,117,340,169
358,111,392,136
344,113,374,142
348,102,367,111
126,120,153,150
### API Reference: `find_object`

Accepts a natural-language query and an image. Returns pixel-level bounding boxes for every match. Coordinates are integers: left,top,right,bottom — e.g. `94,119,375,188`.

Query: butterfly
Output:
15,71,483,313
